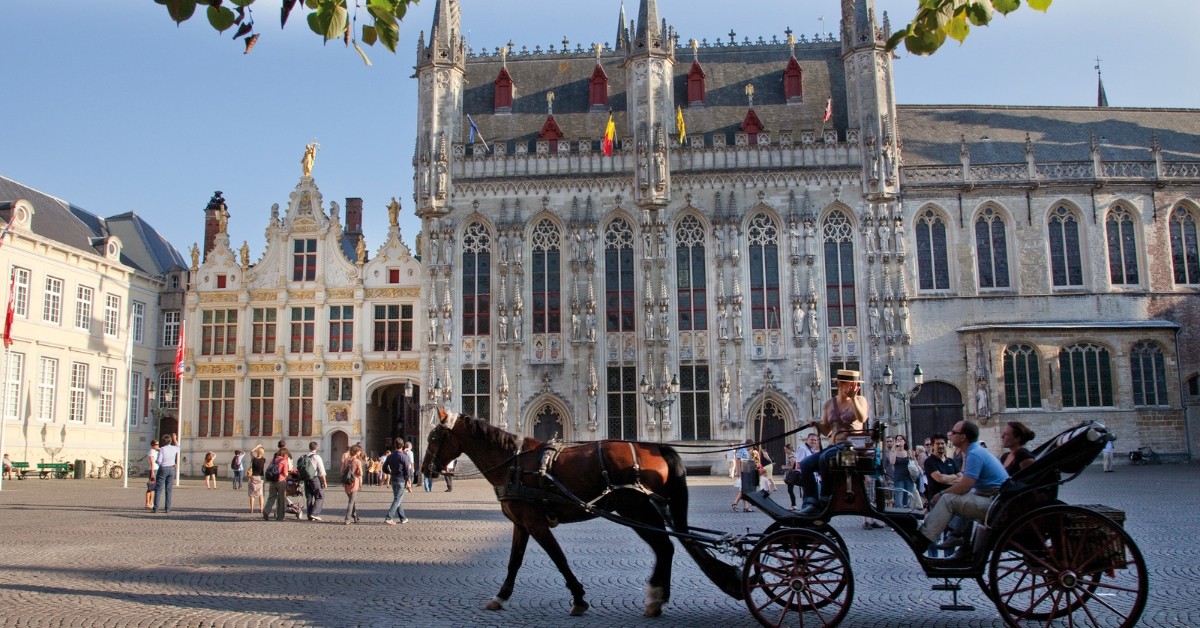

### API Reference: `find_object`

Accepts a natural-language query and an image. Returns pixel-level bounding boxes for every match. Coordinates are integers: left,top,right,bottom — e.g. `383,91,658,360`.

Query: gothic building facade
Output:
412,0,1200,469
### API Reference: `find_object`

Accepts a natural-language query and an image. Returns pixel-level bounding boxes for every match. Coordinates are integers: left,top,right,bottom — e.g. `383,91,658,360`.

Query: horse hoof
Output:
643,604,663,618
569,601,589,616
484,598,506,611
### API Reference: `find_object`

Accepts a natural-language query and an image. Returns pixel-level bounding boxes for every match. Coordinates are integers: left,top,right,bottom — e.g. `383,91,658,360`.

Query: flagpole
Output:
0,345,8,492
121,310,134,489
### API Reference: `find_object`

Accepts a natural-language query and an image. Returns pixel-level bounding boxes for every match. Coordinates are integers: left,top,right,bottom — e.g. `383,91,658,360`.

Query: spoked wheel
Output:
743,528,853,627
764,521,849,559
109,466,124,480
988,505,1147,627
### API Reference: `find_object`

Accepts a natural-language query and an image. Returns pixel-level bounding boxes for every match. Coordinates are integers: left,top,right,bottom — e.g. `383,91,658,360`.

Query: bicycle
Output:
89,457,125,479
127,461,142,477
1129,446,1162,465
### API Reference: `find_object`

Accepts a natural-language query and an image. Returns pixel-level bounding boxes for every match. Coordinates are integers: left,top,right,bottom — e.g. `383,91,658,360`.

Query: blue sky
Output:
2,0,1196,260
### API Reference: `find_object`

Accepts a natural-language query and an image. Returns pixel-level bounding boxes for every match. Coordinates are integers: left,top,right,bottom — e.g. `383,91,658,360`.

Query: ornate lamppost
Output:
639,372,679,442
883,363,924,439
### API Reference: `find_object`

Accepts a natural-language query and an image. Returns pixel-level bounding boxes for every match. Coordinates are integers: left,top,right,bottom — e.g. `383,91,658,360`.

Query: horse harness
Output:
494,439,671,528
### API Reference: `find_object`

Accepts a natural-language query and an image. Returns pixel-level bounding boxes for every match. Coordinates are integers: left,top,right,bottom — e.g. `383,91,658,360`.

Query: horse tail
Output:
660,445,745,601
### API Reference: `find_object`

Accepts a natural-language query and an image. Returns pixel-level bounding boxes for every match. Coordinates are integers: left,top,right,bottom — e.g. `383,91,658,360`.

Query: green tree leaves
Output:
887,0,1051,55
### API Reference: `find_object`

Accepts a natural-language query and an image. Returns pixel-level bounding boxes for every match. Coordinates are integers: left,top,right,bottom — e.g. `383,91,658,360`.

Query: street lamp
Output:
639,372,680,441
883,363,924,438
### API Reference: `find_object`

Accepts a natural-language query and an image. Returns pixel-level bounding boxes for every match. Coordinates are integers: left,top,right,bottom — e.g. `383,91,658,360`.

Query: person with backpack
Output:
262,446,292,521
297,441,327,522
230,449,245,490
382,438,413,525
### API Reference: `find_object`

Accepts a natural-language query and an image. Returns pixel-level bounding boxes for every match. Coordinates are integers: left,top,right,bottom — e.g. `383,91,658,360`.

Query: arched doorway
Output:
364,382,420,461
329,430,349,472
752,398,787,475
910,382,963,444
532,403,564,442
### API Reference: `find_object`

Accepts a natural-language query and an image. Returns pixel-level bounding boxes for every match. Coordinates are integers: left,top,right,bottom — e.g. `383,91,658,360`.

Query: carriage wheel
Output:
743,528,853,627
109,465,124,480
764,521,849,560
987,505,1147,627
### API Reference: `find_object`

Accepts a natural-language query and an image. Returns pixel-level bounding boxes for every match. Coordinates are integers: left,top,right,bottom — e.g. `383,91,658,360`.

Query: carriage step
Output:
933,579,975,611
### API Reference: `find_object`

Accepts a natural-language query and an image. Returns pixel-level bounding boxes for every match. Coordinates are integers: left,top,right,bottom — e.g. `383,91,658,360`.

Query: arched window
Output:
1130,341,1168,406
675,216,708,331
531,219,561,334
1048,205,1083,287
822,210,857,327
1002,344,1041,409
1106,207,1139,285
461,221,491,336
604,218,636,333
975,207,1010,289
1169,205,1200,285
679,365,711,441
783,57,803,102
915,209,949,290
1059,343,1113,408
606,366,638,440
748,213,781,330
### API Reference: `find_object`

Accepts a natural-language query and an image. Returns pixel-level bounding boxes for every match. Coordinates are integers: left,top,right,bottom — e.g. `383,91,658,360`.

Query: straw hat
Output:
835,369,861,383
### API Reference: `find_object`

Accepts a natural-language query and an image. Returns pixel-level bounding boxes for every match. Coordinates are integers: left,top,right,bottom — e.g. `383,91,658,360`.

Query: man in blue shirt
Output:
913,420,1009,560
383,438,413,525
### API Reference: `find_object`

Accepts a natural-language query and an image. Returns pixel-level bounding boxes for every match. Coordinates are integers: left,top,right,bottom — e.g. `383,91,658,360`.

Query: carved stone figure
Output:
883,305,895,337
732,305,743,337
718,309,729,339
877,222,890,254
512,312,522,342
898,301,911,336
387,197,400,227
976,382,991,419
713,227,725,258
656,230,667,258
441,233,453,265
429,232,440,265
435,162,448,200
789,222,801,257
428,316,439,343
658,310,669,340
216,204,229,234
190,243,200,269
498,315,509,342
586,312,597,341
356,235,367,264
720,379,731,421
419,154,431,199
793,302,805,336
571,313,580,341
442,312,452,343
498,232,509,263
589,394,599,425
240,241,250,267
583,226,596,261
572,232,584,261
868,300,880,336
301,141,318,177
894,218,907,255
803,218,816,257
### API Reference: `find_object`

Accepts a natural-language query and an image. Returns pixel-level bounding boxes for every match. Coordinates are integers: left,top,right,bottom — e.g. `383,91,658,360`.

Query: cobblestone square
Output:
0,463,1196,627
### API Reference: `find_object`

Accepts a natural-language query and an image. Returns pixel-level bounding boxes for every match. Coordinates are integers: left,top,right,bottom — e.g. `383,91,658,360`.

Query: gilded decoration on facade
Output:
365,360,420,372
199,292,238,303
365,287,421,299
196,364,237,375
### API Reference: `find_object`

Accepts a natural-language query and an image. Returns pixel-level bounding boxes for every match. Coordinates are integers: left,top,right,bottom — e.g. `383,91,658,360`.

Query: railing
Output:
904,160,1200,188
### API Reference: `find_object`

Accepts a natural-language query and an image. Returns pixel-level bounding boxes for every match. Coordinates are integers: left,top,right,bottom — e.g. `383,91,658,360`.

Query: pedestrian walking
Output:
298,441,327,522
383,439,413,525
247,444,265,513
342,443,364,524
263,446,292,521
202,451,218,489
230,449,245,490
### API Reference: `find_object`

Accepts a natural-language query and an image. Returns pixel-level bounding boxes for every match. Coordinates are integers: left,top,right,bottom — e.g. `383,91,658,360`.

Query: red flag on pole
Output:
823,97,832,123
3,273,14,349
173,321,185,380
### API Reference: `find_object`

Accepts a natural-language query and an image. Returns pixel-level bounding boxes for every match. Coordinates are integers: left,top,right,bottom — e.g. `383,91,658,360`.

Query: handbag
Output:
784,469,802,485
908,459,921,481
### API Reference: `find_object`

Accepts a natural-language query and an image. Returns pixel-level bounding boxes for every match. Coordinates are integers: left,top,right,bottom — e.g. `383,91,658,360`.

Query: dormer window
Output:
494,66,514,112
783,57,803,103
687,60,706,105
589,64,609,110
740,109,765,146
538,115,564,152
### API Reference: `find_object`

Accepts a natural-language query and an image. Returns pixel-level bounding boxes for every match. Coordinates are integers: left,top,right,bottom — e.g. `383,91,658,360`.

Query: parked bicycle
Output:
89,457,125,479
1129,446,1162,465
127,461,142,477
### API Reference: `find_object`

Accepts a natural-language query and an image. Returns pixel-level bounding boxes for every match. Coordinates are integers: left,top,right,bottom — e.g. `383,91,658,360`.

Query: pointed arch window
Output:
1130,341,1168,407
687,60,706,105
679,365,711,441
494,66,513,112
589,64,609,109
748,213,781,330
1059,343,1114,408
1048,205,1083,287
531,219,562,334
1169,205,1200,285
975,207,1010,289
604,218,636,333
783,57,803,102
822,210,857,327
675,216,708,331
1003,343,1041,409
461,221,492,336
1106,207,1139,285
915,209,950,290
606,366,638,440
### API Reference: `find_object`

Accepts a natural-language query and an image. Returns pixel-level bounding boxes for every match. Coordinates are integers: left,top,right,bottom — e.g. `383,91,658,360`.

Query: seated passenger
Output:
913,420,1009,560
798,369,869,515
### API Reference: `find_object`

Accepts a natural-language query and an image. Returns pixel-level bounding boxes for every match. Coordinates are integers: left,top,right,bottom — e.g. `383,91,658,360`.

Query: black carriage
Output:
729,420,1146,627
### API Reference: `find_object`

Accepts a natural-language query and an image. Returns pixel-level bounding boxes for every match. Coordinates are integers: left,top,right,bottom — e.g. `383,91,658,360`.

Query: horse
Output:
421,408,743,618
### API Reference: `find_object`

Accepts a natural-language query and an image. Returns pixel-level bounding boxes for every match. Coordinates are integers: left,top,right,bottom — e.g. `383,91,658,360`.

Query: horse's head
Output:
422,407,463,479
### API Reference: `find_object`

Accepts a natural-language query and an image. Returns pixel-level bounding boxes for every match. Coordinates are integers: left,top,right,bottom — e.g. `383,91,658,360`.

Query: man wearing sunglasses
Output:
912,420,1008,561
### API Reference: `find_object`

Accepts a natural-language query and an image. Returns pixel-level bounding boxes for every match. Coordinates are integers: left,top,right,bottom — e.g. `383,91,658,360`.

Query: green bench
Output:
8,461,30,479
36,462,73,479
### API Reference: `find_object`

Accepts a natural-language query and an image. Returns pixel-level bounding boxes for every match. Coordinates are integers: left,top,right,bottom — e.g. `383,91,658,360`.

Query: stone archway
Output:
329,430,349,472
910,382,963,444
751,398,789,474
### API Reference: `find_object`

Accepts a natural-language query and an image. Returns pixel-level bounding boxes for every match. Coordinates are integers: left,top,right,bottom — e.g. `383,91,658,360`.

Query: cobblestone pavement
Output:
0,462,1196,627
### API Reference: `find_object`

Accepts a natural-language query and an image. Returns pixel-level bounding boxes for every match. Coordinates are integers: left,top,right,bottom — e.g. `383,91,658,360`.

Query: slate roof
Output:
896,106,1200,166
461,41,844,149
0,175,185,276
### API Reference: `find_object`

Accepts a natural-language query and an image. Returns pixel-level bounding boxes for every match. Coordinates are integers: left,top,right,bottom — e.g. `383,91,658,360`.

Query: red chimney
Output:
345,197,363,234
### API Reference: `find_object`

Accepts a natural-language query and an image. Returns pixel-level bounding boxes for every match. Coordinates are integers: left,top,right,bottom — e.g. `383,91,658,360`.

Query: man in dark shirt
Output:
383,438,413,525
922,433,960,557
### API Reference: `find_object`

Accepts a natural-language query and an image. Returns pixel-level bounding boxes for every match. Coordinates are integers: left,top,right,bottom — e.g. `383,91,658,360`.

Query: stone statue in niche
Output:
442,312,452,343
429,232,440,265
419,153,431,199
498,314,509,342
656,230,667,258
803,216,816,257
582,226,596,261
883,304,895,337
789,221,801,257
571,313,580,341
512,311,522,342
793,302,805,336
653,126,667,192
720,379,731,422
893,217,906,255
497,232,509,263
589,394,599,425
868,299,880,336
435,162,447,200
713,227,725,258
976,380,991,419
442,233,454,265
428,316,439,344
898,300,911,336
877,221,890,254
718,309,729,339
645,310,656,340
586,311,597,341
572,231,584,262
732,304,743,338
658,310,670,340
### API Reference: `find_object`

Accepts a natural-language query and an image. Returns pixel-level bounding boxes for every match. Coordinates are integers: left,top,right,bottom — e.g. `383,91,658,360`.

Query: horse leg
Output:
526,524,589,616
486,524,530,611
630,523,675,617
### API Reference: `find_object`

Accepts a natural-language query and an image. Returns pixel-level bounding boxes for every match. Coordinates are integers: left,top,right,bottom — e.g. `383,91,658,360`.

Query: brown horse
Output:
422,409,742,618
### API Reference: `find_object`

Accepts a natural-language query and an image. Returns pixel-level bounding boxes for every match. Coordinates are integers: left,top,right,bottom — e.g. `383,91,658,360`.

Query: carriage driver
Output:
797,369,870,515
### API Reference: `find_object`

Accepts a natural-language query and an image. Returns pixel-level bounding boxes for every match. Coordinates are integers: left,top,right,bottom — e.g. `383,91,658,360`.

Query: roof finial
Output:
1094,55,1109,108
690,38,698,61
500,43,507,67
546,90,555,115
595,42,603,61
744,83,754,108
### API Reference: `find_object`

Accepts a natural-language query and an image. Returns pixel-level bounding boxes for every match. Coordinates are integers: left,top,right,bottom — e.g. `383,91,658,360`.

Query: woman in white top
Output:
144,440,160,510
